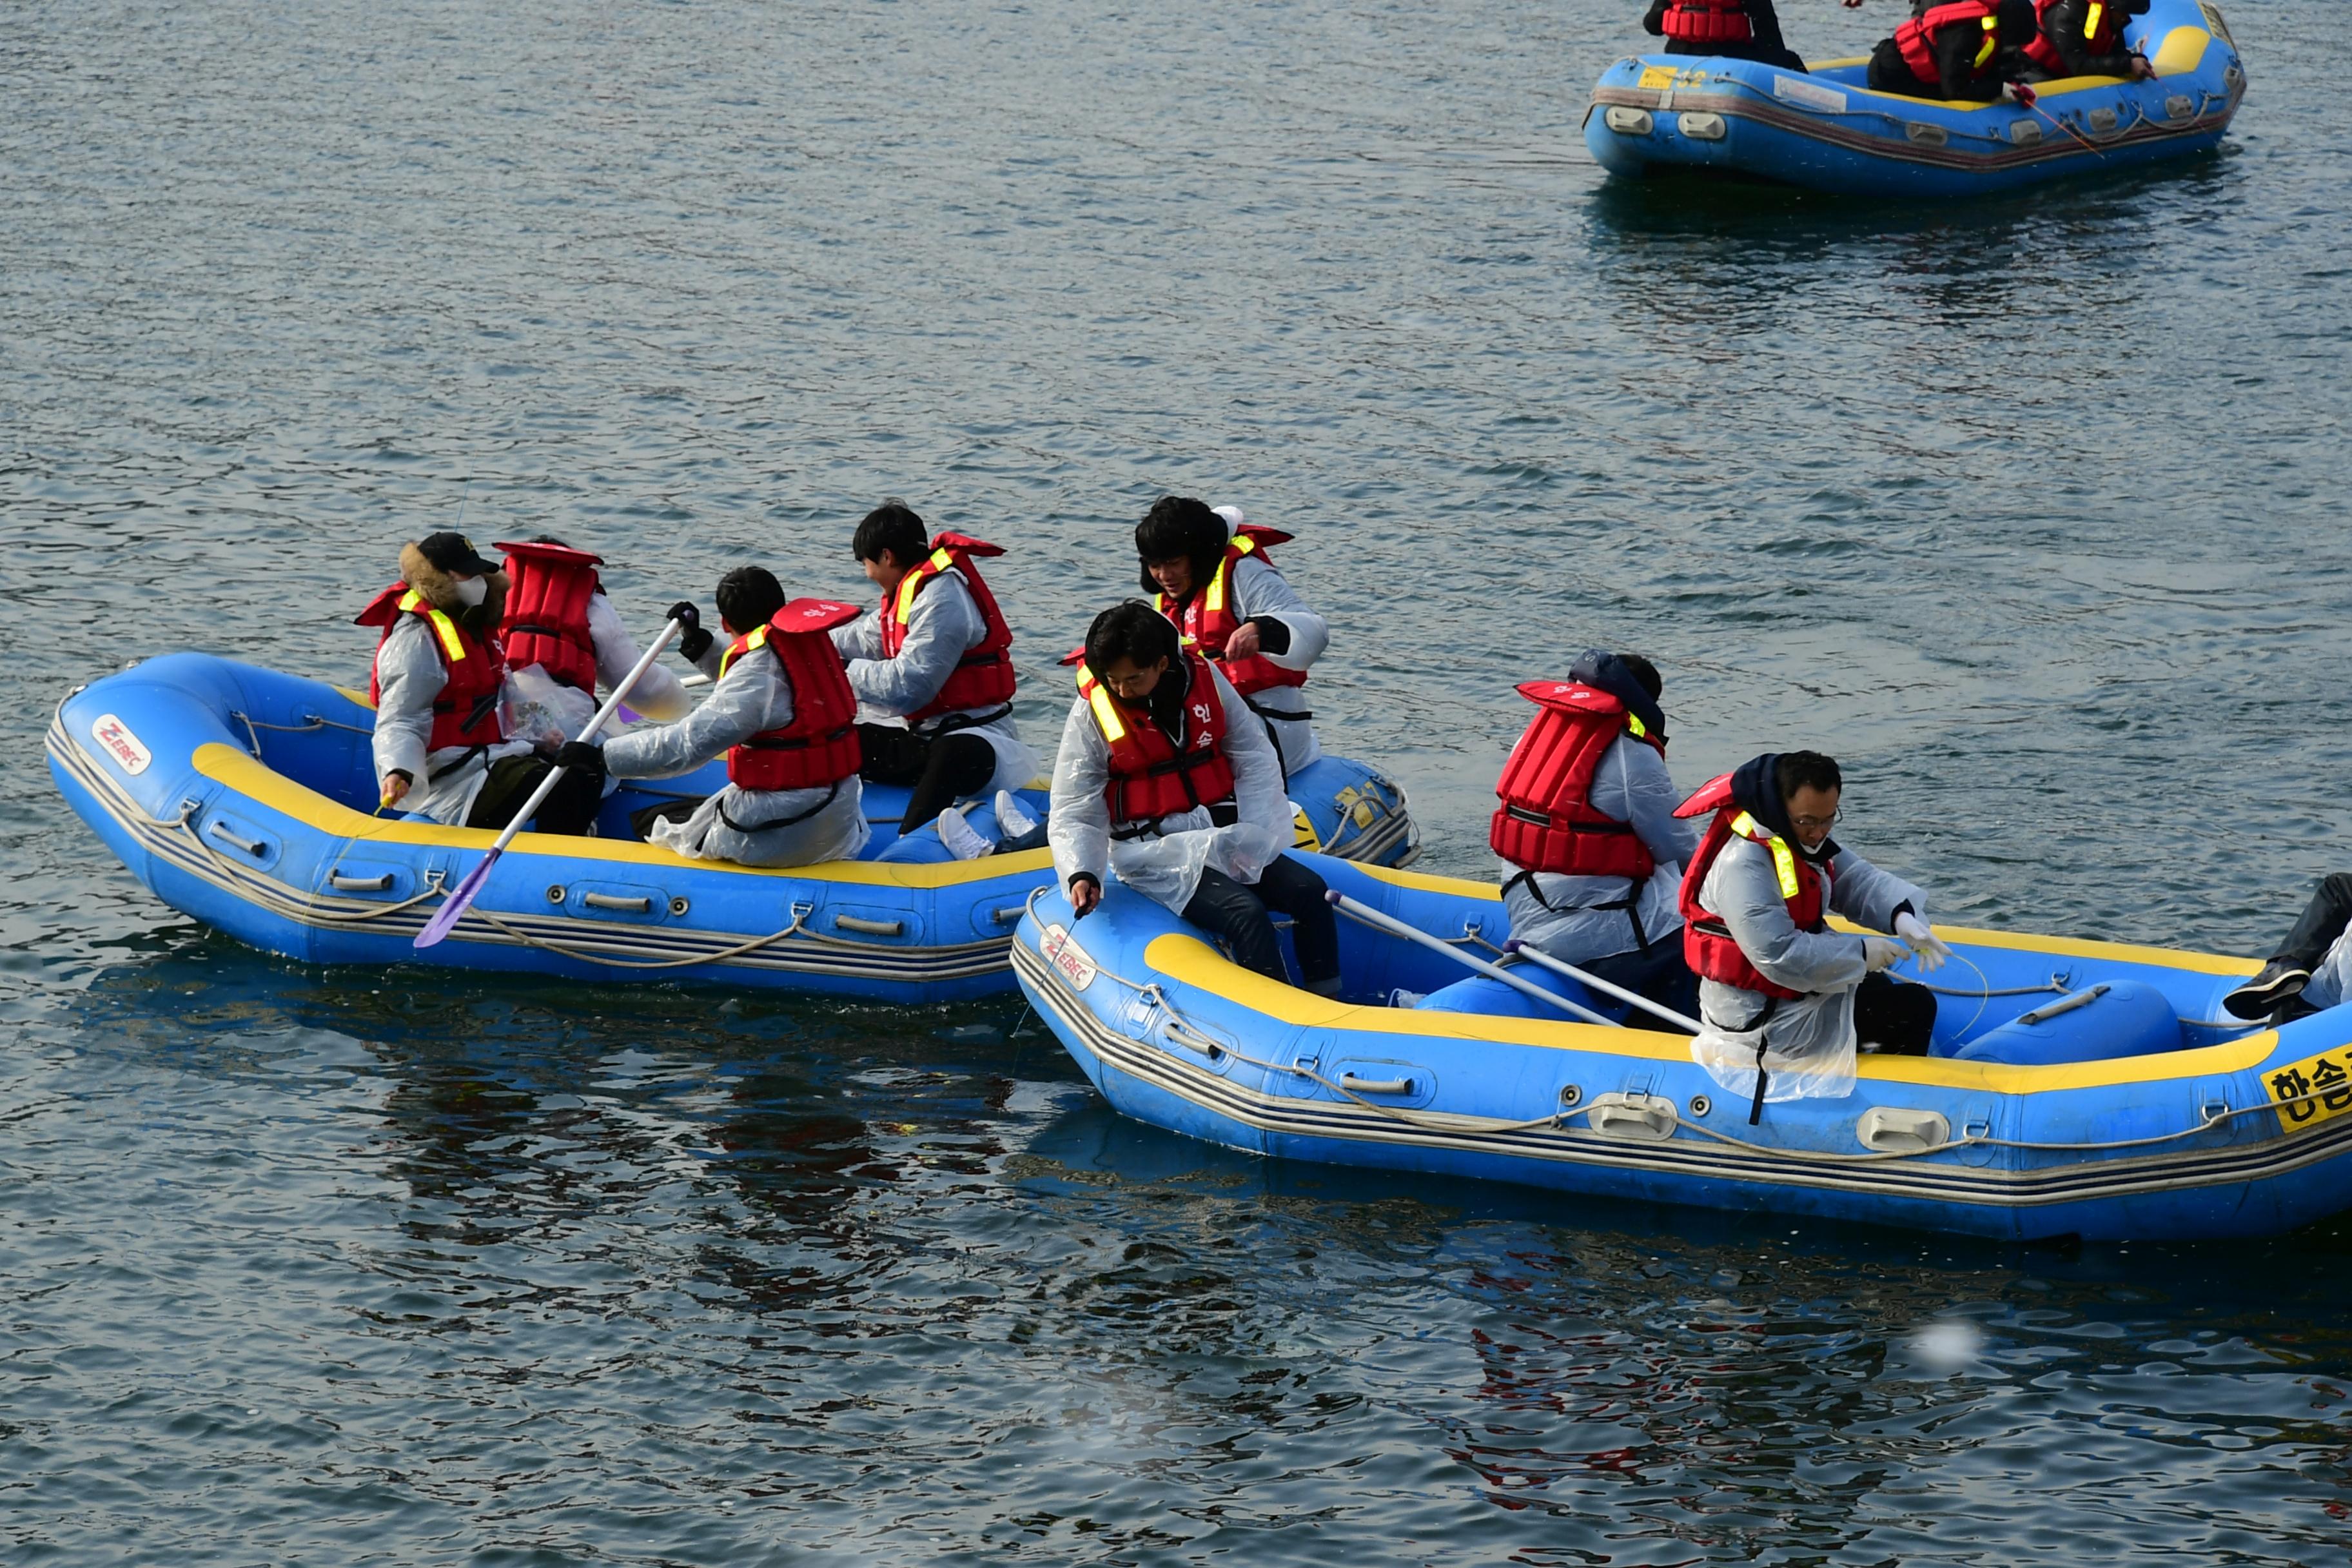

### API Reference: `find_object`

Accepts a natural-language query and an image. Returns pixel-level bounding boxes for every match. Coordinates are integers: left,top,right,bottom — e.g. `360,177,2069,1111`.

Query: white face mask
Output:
452,575,487,608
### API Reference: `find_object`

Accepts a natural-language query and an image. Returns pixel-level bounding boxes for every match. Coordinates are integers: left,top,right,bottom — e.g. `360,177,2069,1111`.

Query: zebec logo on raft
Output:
90,714,152,776
1040,924,1097,992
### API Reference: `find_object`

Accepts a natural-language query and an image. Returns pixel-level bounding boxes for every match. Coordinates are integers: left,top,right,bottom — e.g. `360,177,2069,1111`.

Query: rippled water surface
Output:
8,1,2352,1561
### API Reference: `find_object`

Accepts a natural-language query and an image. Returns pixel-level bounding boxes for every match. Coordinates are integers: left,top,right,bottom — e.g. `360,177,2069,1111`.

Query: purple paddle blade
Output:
414,848,500,950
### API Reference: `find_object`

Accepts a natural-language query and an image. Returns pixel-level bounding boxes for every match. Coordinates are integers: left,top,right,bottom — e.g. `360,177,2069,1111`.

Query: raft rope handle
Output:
1019,887,2333,1164
171,805,453,923
228,709,375,757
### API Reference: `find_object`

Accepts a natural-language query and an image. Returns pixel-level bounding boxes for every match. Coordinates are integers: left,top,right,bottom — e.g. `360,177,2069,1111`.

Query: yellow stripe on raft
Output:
1141,923,2278,1097
191,741,1052,889
2150,24,2210,79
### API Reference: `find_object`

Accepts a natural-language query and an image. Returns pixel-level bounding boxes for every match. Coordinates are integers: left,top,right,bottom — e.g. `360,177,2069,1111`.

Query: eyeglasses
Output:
1788,808,1843,832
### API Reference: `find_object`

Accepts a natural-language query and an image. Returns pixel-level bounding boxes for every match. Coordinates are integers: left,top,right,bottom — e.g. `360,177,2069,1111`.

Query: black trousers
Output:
1854,972,1938,1056
1581,941,1701,1035
2271,872,2352,970
466,754,602,837
857,723,998,832
1664,37,1805,72
1181,856,1341,988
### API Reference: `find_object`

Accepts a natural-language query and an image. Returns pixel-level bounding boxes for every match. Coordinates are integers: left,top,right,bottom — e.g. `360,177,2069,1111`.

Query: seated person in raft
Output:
2016,0,2156,83
1135,495,1329,787
1492,651,1700,1030
580,567,870,868
831,500,1042,860
493,534,693,738
1048,601,1342,995
1676,751,1953,1117
1867,0,2041,102
358,531,604,836
1642,0,1845,74
2222,874,2352,1023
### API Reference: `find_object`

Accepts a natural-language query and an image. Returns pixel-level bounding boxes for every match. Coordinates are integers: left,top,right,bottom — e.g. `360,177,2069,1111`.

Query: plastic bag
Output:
1690,988,1860,1105
500,663,594,752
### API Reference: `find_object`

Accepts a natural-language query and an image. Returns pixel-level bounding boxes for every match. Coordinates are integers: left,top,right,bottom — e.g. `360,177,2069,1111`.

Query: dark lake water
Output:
8,0,2352,1560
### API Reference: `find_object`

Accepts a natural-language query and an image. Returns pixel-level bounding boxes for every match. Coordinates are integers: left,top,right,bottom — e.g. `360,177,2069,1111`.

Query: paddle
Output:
1325,890,1620,1028
414,618,683,950
1504,939,1702,1035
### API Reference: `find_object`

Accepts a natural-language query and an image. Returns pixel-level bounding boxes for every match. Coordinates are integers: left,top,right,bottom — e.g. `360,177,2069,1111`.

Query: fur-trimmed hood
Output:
399,540,509,630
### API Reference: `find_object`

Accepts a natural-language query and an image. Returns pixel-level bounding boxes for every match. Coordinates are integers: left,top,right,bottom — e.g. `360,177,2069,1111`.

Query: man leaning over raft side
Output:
1676,750,1953,1116
1048,601,1342,994
585,567,870,868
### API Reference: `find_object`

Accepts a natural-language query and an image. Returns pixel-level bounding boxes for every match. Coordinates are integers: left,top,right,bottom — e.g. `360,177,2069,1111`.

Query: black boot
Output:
2223,959,2311,1021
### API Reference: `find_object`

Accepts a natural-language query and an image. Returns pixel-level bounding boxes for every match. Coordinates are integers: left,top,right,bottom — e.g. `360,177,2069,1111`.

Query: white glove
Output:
1894,912,1952,972
1863,936,1907,974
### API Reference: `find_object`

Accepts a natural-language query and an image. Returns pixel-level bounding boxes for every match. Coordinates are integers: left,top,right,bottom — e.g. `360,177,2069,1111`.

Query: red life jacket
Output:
1896,0,2006,88
357,582,509,756
1077,652,1237,829
1155,525,1310,699
1659,0,1755,46
720,600,865,792
495,539,603,692
878,533,1017,723
1489,680,1664,880
1674,772,1831,1002
2020,0,2122,74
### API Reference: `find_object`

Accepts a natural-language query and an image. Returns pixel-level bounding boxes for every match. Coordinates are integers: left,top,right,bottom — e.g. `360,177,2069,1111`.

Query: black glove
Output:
554,740,605,774
667,601,701,636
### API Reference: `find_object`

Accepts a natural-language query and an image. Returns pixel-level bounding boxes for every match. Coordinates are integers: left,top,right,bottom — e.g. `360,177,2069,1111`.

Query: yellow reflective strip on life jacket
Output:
1730,810,1801,900
1974,14,1998,69
718,624,769,681
1077,671,1128,745
2084,1,2103,41
1203,554,1231,617
400,589,468,663
1625,712,1649,740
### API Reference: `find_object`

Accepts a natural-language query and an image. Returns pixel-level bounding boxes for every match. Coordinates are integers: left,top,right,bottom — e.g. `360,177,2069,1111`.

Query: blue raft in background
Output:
1011,854,2352,1241
48,653,1418,999
1584,0,2244,197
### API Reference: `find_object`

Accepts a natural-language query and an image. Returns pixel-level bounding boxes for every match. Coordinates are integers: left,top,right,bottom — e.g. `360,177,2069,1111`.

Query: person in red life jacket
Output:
1868,0,2041,101
575,567,869,868
1135,496,1328,784
1493,651,1701,1030
495,534,692,738
2017,0,2153,81
1677,751,1952,1119
1048,602,1340,993
1641,0,1828,73
358,531,605,835
828,500,1039,851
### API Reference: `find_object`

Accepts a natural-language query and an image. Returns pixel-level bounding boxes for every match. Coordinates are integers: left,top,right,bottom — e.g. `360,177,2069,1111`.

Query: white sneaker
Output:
936,805,991,861
995,789,1039,839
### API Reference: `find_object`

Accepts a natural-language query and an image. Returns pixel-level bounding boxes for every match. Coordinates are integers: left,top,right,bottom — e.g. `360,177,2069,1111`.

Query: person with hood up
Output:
1675,750,1950,1121
1492,651,1700,1027
1867,0,2043,101
1049,600,1339,994
1135,495,1329,786
830,500,1039,856
357,531,605,835
587,566,870,868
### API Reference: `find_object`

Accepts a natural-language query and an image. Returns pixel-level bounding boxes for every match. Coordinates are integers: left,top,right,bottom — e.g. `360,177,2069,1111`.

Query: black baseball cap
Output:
416,531,499,576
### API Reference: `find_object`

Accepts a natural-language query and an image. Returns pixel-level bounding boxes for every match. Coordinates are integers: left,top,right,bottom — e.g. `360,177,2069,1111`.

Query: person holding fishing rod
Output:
1489,651,1701,1032
358,532,606,835
1047,601,1340,994
1676,751,1951,1121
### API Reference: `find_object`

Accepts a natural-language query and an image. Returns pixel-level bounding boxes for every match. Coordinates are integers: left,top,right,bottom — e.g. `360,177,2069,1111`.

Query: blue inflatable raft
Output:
1012,855,2352,1240
49,654,1418,998
1584,0,2244,197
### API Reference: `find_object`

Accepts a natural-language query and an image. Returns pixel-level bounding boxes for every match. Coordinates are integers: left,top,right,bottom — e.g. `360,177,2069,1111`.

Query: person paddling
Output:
1492,651,1700,1030
1048,602,1340,994
1676,751,1948,1119
358,531,603,835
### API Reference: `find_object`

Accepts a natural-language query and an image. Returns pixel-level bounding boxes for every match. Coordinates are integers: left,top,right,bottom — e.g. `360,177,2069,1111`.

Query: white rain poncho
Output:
2305,929,2352,1011
600,638,868,868
1504,730,1698,966
1047,660,1292,914
832,567,1038,793
370,613,534,827
1212,540,1329,781
1690,834,1930,1105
